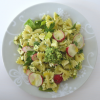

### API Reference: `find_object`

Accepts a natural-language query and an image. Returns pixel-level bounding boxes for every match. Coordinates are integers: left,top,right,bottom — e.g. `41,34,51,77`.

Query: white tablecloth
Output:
0,0,100,100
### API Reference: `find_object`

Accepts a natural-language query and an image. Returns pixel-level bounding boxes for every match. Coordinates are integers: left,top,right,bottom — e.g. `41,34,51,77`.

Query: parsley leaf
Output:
18,44,22,48
75,63,80,70
35,20,42,29
57,14,59,16
34,41,40,46
27,51,36,57
73,75,76,79
73,41,78,46
39,86,53,92
78,49,83,54
71,23,76,29
23,57,32,66
23,51,36,66
27,42,29,46
72,33,74,35
45,22,55,32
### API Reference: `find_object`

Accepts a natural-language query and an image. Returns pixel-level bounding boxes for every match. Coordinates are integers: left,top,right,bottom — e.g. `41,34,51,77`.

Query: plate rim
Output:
2,2,98,98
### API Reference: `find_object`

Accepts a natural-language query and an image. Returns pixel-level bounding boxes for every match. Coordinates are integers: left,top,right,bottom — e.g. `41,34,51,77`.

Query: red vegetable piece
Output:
31,53,38,61
54,74,63,84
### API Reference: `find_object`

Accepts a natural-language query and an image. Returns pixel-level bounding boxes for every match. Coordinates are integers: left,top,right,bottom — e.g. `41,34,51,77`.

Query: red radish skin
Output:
54,74,63,84
22,46,33,52
66,47,72,57
73,33,84,49
26,70,32,76
28,73,35,85
41,76,43,86
53,30,65,42
31,53,38,61
66,44,78,57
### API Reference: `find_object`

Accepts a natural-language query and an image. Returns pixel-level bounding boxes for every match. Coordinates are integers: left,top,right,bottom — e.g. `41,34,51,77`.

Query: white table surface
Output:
0,0,100,100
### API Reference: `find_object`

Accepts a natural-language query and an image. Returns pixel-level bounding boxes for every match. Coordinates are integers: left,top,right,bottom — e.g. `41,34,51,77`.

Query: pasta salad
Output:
14,12,84,92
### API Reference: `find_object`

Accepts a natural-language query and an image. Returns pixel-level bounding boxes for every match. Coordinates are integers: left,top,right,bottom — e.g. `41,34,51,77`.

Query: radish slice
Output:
31,53,38,61
28,73,43,86
54,74,63,84
22,46,33,52
26,70,32,76
28,73,35,85
53,30,65,42
73,33,84,49
66,44,78,57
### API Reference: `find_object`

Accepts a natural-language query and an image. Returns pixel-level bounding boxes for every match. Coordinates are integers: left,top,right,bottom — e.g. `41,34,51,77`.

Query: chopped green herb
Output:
44,43,46,45
73,41,78,46
39,86,53,92
73,75,76,79
45,22,55,32
71,23,76,29
27,51,36,57
23,51,36,66
27,66,30,70
49,18,52,21
41,20,46,26
72,33,74,35
35,20,42,29
62,58,67,60
75,63,80,70
69,59,71,65
27,42,29,46
78,49,83,54
34,41,40,46
35,20,42,23
23,57,32,66
18,44,22,48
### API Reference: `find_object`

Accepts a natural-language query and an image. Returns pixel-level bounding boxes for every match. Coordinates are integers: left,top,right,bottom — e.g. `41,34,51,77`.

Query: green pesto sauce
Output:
44,47,62,64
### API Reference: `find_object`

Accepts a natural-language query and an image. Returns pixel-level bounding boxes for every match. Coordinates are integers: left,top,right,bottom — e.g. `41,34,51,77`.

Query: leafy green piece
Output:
41,20,46,26
45,32,52,39
78,49,83,54
24,19,36,30
23,57,32,66
27,42,29,46
73,75,76,79
71,23,76,29
27,51,36,57
73,41,78,46
18,44,22,48
35,20,42,29
39,86,53,92
45,22,55,32
23,51,36,66
72,33,74,35
34,41,40,46
75,63,80,70
57,14,59,16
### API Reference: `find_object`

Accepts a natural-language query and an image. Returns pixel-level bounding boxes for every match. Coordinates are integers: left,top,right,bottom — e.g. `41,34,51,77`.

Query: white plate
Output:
2,2,98,98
